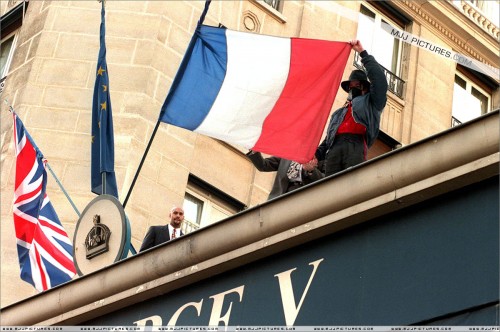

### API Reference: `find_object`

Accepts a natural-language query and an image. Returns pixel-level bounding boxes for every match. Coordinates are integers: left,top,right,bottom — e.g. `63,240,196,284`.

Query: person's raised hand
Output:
349,39,365,53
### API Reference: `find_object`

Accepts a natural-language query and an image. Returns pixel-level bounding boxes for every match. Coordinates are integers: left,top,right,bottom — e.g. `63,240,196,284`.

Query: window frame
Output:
452,70,493,126
262,0,282,12
357,2,405,77
1,31,18,78
182,174,245,234
354,2,410,99
1,0,26,92
183,187,236,230
183,192,204,226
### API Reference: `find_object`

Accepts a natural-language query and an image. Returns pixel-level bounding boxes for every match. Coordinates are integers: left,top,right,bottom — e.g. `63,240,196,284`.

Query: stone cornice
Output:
398,0,499,69
459,0,499,39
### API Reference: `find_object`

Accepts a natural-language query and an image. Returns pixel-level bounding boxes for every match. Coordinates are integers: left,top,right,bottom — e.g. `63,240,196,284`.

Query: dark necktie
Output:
172,228,176,239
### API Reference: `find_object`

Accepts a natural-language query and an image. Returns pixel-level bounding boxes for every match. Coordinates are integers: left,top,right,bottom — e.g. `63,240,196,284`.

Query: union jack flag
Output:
12,113,76,292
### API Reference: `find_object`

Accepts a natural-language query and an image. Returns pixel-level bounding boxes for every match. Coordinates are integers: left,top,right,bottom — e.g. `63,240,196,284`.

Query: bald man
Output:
139,206,185,252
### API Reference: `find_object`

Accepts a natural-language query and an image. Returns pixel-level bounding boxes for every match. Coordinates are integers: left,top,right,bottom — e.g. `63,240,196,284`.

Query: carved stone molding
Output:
460,1,499,39
242,10,261,33
7,0,22,8
401,0,498,67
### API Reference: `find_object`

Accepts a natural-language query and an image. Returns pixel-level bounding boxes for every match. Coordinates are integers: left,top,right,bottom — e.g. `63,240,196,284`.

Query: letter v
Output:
274,258,324,325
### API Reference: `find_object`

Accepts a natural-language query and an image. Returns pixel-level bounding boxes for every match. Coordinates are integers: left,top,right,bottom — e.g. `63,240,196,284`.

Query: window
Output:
357,4,403,76
263,0,282,12
355,3,409,98
452,71,492,126
1,1,27,93
183,193,203,229
1,33,16,78
182,175,245,234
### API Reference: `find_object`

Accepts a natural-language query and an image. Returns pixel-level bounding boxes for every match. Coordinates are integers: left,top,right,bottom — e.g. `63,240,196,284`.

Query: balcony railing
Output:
182,219,200,235
354,53,405,99
450,0,499,39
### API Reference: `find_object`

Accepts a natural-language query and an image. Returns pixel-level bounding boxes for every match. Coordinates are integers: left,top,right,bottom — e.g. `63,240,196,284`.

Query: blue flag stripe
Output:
160,26,228,129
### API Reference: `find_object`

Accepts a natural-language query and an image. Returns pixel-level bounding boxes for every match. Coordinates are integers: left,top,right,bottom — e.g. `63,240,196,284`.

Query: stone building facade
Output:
1,0,498,308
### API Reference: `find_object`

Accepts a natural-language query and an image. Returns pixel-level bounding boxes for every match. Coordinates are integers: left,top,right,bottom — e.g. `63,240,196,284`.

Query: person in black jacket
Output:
315,40,388,176
139,206,184,252
247,151,324,200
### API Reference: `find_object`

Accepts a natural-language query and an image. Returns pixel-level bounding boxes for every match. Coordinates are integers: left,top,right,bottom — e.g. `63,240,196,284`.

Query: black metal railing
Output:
354,52,405,99
0,76,6,95
263,0,281,11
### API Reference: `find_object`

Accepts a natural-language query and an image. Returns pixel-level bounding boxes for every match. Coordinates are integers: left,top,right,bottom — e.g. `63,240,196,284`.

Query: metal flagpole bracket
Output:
4,99,14,113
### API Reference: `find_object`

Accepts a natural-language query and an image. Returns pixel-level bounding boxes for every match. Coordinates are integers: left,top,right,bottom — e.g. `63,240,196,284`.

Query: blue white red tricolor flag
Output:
12,113,76,292
159,25,351,163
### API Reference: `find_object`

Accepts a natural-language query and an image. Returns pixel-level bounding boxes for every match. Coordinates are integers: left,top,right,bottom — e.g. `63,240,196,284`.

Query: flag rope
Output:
197,0,211,27
46,163,81,217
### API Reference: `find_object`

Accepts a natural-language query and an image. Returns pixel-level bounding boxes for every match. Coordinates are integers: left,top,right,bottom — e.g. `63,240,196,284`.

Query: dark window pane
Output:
263,0,280,11
360,4,376,18
455,75,467,89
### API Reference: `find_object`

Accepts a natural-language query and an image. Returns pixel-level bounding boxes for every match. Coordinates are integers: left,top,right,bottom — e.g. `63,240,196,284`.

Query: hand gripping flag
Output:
91,0,118,198
12,113,76,292
159,24,351,163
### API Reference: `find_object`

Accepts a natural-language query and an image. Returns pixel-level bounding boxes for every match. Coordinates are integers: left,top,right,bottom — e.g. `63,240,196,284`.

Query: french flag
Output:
160,25,351,163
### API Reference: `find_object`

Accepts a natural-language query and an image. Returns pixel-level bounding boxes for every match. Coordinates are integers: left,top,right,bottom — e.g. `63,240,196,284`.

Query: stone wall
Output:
1,0,296,308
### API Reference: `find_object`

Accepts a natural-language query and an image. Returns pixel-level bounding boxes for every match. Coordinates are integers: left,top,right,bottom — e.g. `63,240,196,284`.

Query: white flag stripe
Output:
38,223,74,258
13,207,39,225
16,238,31,249
14,159,43,198
195,29,291,147
28,245,46,292
14,129,27,156
33,240,75,277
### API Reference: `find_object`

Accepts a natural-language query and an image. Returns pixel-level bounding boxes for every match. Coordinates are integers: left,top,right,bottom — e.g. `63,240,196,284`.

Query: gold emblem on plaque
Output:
84,214,111,259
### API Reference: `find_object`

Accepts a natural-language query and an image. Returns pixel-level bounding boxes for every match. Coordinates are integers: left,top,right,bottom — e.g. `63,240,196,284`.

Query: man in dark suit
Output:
139,206,185,252
247,151,324,200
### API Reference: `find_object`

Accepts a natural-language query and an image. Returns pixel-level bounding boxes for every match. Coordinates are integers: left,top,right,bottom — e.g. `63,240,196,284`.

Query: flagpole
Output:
102,172,106,195
46,163,81,217
122,119,160,208
122,0,211,209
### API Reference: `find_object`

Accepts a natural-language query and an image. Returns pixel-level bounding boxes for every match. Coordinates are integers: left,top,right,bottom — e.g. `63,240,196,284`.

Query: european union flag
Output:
91,1,118,198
